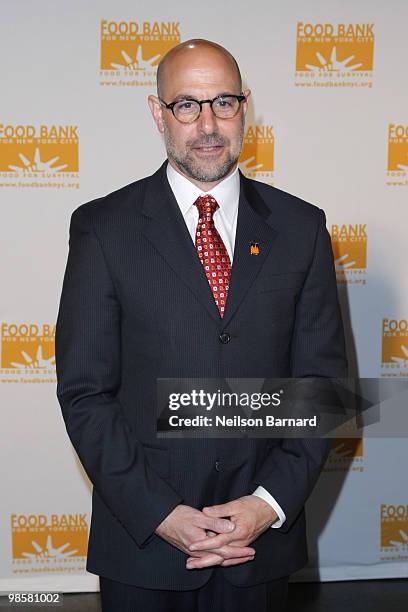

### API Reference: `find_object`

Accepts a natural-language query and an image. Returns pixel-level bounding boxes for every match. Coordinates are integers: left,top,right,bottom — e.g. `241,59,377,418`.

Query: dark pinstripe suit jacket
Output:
55,160,347,589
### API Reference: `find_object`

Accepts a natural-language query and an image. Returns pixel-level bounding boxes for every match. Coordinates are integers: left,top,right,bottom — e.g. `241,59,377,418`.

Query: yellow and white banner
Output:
1,0,407,592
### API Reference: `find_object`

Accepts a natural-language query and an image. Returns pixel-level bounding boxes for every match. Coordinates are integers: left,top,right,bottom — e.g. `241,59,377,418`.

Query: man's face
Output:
148,47,250,186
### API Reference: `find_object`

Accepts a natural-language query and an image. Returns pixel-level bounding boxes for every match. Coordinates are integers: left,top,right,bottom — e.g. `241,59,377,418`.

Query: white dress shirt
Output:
166,161,286,529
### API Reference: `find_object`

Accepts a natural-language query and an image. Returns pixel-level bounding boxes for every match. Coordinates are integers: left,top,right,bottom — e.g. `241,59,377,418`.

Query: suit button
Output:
219,332,231,344
215,460,221,471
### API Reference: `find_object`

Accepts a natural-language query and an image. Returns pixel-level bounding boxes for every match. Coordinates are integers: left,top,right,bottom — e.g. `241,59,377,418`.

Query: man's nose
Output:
196,102,218,134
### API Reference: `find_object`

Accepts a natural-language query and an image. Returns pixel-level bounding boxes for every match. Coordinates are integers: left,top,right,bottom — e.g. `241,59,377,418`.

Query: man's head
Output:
148,39,251,190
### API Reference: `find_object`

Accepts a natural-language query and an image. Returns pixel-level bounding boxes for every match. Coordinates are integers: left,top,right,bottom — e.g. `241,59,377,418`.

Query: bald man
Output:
55,39,347,611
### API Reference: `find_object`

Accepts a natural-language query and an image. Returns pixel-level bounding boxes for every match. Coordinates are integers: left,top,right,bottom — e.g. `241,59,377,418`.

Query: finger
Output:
186,549,225,563
202,501,237,517
222,539,249,548
189,532,236,551
212,545,255,558
186,553,223,569
188,544,254,560
195,515,235,534
187,553,255,565
221,555,255,567
188,542,255,559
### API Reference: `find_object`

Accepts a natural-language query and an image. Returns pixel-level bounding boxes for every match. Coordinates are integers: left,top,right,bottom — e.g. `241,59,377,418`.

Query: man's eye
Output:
176,101,197,112
215,97,233,108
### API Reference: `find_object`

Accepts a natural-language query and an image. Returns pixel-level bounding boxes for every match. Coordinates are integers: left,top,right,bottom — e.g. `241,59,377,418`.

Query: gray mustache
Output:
189,136,227,147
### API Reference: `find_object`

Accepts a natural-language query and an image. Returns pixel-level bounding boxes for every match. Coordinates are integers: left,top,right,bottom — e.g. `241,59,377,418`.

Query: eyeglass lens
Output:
173,96,240,122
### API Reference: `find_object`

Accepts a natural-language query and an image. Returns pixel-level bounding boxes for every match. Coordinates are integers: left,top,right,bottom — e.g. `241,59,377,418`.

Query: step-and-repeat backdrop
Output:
1,0,407,592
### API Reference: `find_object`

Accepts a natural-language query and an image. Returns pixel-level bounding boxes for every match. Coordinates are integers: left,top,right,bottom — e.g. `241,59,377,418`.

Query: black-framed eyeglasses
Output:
158,93,247,123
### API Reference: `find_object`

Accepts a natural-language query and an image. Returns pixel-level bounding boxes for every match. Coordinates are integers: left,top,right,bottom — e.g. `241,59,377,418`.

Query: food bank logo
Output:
330,224,367,285
386,124,408,187
381,318,408,377
100,19,181,87
295,22,374,88
331,438,363,459
239,125,274,185
380,504,408,559
0,322,56,382
0,123,79,189
325,424,364,473
11,513,88,574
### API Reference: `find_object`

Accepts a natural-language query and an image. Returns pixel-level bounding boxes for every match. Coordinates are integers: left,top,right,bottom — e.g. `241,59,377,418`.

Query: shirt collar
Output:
166,160,240,226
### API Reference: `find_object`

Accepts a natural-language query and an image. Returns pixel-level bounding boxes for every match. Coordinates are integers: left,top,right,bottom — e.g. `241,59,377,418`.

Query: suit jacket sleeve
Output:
55,206,183,548
251,208,347,533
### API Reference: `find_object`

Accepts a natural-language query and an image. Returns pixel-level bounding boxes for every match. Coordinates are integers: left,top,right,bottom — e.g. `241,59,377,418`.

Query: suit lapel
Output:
141,162,221,322
221,173,279,327
140,161,279,326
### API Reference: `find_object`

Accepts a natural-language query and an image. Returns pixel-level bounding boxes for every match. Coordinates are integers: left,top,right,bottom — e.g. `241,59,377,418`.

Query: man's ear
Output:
148,95,165,133
242,88,251,117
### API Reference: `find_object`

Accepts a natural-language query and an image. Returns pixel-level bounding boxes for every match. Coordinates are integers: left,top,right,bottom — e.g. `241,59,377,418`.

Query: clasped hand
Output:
155,496,278,569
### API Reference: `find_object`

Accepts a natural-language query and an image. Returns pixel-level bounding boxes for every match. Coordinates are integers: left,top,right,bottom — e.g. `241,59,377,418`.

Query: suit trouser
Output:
99,568,289,612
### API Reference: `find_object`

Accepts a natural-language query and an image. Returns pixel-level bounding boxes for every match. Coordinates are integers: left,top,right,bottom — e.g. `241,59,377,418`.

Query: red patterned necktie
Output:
194,194,232,317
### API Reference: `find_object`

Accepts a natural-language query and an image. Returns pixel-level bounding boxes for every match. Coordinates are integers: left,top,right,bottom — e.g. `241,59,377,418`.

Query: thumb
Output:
211,517,236,533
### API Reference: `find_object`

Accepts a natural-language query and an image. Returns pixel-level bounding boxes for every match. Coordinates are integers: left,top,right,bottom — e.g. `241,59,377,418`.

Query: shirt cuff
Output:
252,485,286,528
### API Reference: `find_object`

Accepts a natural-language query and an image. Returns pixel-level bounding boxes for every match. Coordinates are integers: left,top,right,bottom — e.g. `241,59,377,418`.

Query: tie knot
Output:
194,194,219,218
